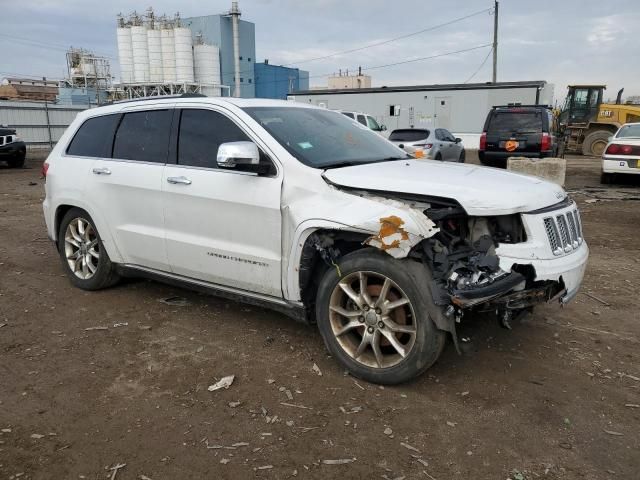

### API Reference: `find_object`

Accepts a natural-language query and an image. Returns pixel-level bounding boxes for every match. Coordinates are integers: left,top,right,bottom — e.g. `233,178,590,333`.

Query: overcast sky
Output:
1,0,639,103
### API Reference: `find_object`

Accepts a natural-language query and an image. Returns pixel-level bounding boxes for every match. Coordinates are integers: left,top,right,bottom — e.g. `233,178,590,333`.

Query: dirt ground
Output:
1,153,639,480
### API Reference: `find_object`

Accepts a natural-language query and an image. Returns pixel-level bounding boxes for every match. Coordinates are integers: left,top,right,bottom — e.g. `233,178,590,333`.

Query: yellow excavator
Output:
558,85,640,156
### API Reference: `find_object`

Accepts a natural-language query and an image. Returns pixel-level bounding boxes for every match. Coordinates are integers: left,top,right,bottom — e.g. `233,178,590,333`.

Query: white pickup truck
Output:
42,96,588,384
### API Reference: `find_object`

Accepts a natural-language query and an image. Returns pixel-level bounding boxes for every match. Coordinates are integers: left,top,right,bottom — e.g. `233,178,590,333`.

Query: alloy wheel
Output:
328,271,417,369
64,217,100,280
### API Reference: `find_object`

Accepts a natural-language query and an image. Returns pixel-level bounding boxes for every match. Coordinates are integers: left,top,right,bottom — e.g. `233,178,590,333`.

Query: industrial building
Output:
254,61,309,100
289,80,554,145
327,71,372,90
0,77,59,102
114,9,229,99
57,48,111,106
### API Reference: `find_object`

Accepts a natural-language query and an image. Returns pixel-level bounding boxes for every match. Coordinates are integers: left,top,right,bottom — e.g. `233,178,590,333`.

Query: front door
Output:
162,107,283,298
87,106,173,271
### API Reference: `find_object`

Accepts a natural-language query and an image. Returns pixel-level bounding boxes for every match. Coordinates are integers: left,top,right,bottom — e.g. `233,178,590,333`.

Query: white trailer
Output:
288,81,554,147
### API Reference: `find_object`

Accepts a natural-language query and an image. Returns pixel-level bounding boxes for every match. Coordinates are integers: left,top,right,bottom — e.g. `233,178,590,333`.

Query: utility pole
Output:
492,0,499,83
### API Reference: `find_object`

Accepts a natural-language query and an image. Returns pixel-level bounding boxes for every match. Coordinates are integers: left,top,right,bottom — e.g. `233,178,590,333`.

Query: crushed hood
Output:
323,159,567,216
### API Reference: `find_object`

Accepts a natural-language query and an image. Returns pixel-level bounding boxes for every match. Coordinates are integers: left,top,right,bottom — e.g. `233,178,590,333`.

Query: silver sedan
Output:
388,128,465,162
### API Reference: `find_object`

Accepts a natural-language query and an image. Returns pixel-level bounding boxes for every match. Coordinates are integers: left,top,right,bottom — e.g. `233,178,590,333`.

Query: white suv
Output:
42,96,588,384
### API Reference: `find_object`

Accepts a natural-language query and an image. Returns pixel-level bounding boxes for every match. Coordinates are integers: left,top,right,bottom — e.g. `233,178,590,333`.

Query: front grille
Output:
544,210,583,256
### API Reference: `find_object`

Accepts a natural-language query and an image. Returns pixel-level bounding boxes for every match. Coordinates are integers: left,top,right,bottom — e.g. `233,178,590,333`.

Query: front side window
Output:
66,114,120,158
243,107,408,169
178,109,250,168
112,110,173,163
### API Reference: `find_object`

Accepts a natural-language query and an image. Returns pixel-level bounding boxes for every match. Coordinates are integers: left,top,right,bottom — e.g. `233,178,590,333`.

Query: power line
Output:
221,6,494,80
463,47,493,83
278,6,493,68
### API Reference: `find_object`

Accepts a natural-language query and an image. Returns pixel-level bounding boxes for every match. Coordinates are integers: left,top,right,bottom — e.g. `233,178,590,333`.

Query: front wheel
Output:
458,149,466,163
315,250,445,384
7,150,25,168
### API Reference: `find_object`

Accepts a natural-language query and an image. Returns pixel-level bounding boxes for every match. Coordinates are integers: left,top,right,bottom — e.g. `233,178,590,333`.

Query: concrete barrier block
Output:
507,157,566,186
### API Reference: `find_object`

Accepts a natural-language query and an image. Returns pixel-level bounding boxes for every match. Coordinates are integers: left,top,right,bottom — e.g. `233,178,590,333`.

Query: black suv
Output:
0,126,26,168
478,105,557,167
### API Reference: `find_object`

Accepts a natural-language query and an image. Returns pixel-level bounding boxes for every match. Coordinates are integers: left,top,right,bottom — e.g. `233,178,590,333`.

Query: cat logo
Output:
600,110,614,118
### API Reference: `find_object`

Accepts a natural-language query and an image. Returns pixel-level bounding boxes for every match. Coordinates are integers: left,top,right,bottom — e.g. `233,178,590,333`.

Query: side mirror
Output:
217,141,260,168
455,137,462,143
381,125,387,131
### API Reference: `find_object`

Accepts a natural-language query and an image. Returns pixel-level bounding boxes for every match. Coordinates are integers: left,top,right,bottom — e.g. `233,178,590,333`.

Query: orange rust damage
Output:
367,215,410,250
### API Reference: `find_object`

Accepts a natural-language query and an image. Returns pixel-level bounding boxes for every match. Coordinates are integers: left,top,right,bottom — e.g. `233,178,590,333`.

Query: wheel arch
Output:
53,203,123,263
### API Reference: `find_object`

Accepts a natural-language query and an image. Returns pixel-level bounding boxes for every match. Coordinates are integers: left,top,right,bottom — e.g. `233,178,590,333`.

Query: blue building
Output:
182,14,256,98
254,61,309,100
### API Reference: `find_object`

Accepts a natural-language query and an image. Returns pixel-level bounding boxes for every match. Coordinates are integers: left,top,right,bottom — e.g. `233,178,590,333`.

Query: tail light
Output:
479,132,487,150
606,144,640,155
41,162,49,179
414,143,433,149
541,132,552,151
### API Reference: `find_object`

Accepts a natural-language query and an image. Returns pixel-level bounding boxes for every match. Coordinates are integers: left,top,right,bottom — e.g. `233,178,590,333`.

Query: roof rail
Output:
492,104,552,109
105,93,208,106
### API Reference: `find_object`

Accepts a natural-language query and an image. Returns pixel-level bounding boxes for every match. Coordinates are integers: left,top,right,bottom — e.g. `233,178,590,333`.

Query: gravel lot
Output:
1,153,639,479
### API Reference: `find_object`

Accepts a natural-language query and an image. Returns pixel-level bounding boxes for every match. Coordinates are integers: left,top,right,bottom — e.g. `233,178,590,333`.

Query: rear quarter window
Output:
66,114,120,158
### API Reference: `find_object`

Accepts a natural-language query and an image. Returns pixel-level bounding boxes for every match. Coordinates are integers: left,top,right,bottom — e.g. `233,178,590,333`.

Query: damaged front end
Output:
413,201,565,323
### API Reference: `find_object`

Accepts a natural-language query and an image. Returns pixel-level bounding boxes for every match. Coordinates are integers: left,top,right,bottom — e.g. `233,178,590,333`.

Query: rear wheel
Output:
7,150,25,168
58,208,119,290
582,130,612,157
435,152,443,161
316,250,445,384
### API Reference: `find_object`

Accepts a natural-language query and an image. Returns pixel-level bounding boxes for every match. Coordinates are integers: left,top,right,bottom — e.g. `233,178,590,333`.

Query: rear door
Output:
87,105,173,271
162,106,283,297
485,110,543,156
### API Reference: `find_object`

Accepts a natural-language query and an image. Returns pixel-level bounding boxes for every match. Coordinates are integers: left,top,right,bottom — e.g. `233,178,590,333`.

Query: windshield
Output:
488,111,542,134
389,129,429,142
243,107,408,168
616,124,640,138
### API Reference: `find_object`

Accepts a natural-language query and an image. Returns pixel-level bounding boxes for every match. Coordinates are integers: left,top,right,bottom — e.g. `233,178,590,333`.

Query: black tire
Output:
435,152,443,161
458,149,466,163
582,130,612,157
600,172,614,185
58,208,119,290
315,249,446,385
7,150,25,168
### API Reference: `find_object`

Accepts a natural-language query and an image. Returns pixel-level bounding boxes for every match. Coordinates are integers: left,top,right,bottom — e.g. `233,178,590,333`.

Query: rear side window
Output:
113,110,173,162
178,109,250,168
66,114,120,158
342,112,355,119
389,129,429,142
488,111,542,134
356,115,367,126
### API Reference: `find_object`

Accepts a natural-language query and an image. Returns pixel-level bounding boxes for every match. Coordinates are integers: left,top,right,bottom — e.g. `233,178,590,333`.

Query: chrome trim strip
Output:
121,264,297,308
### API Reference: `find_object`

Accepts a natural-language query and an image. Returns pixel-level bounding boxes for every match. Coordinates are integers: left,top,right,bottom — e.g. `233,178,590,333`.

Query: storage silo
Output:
116,27,134,84
131,25,149,83
160,28,176,83
174,27,194,83
194,44,221,87
147,27,163,83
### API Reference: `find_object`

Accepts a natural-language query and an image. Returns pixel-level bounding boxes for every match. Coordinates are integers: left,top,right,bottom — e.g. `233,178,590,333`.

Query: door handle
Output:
167,176,192,185
92,167,111,175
